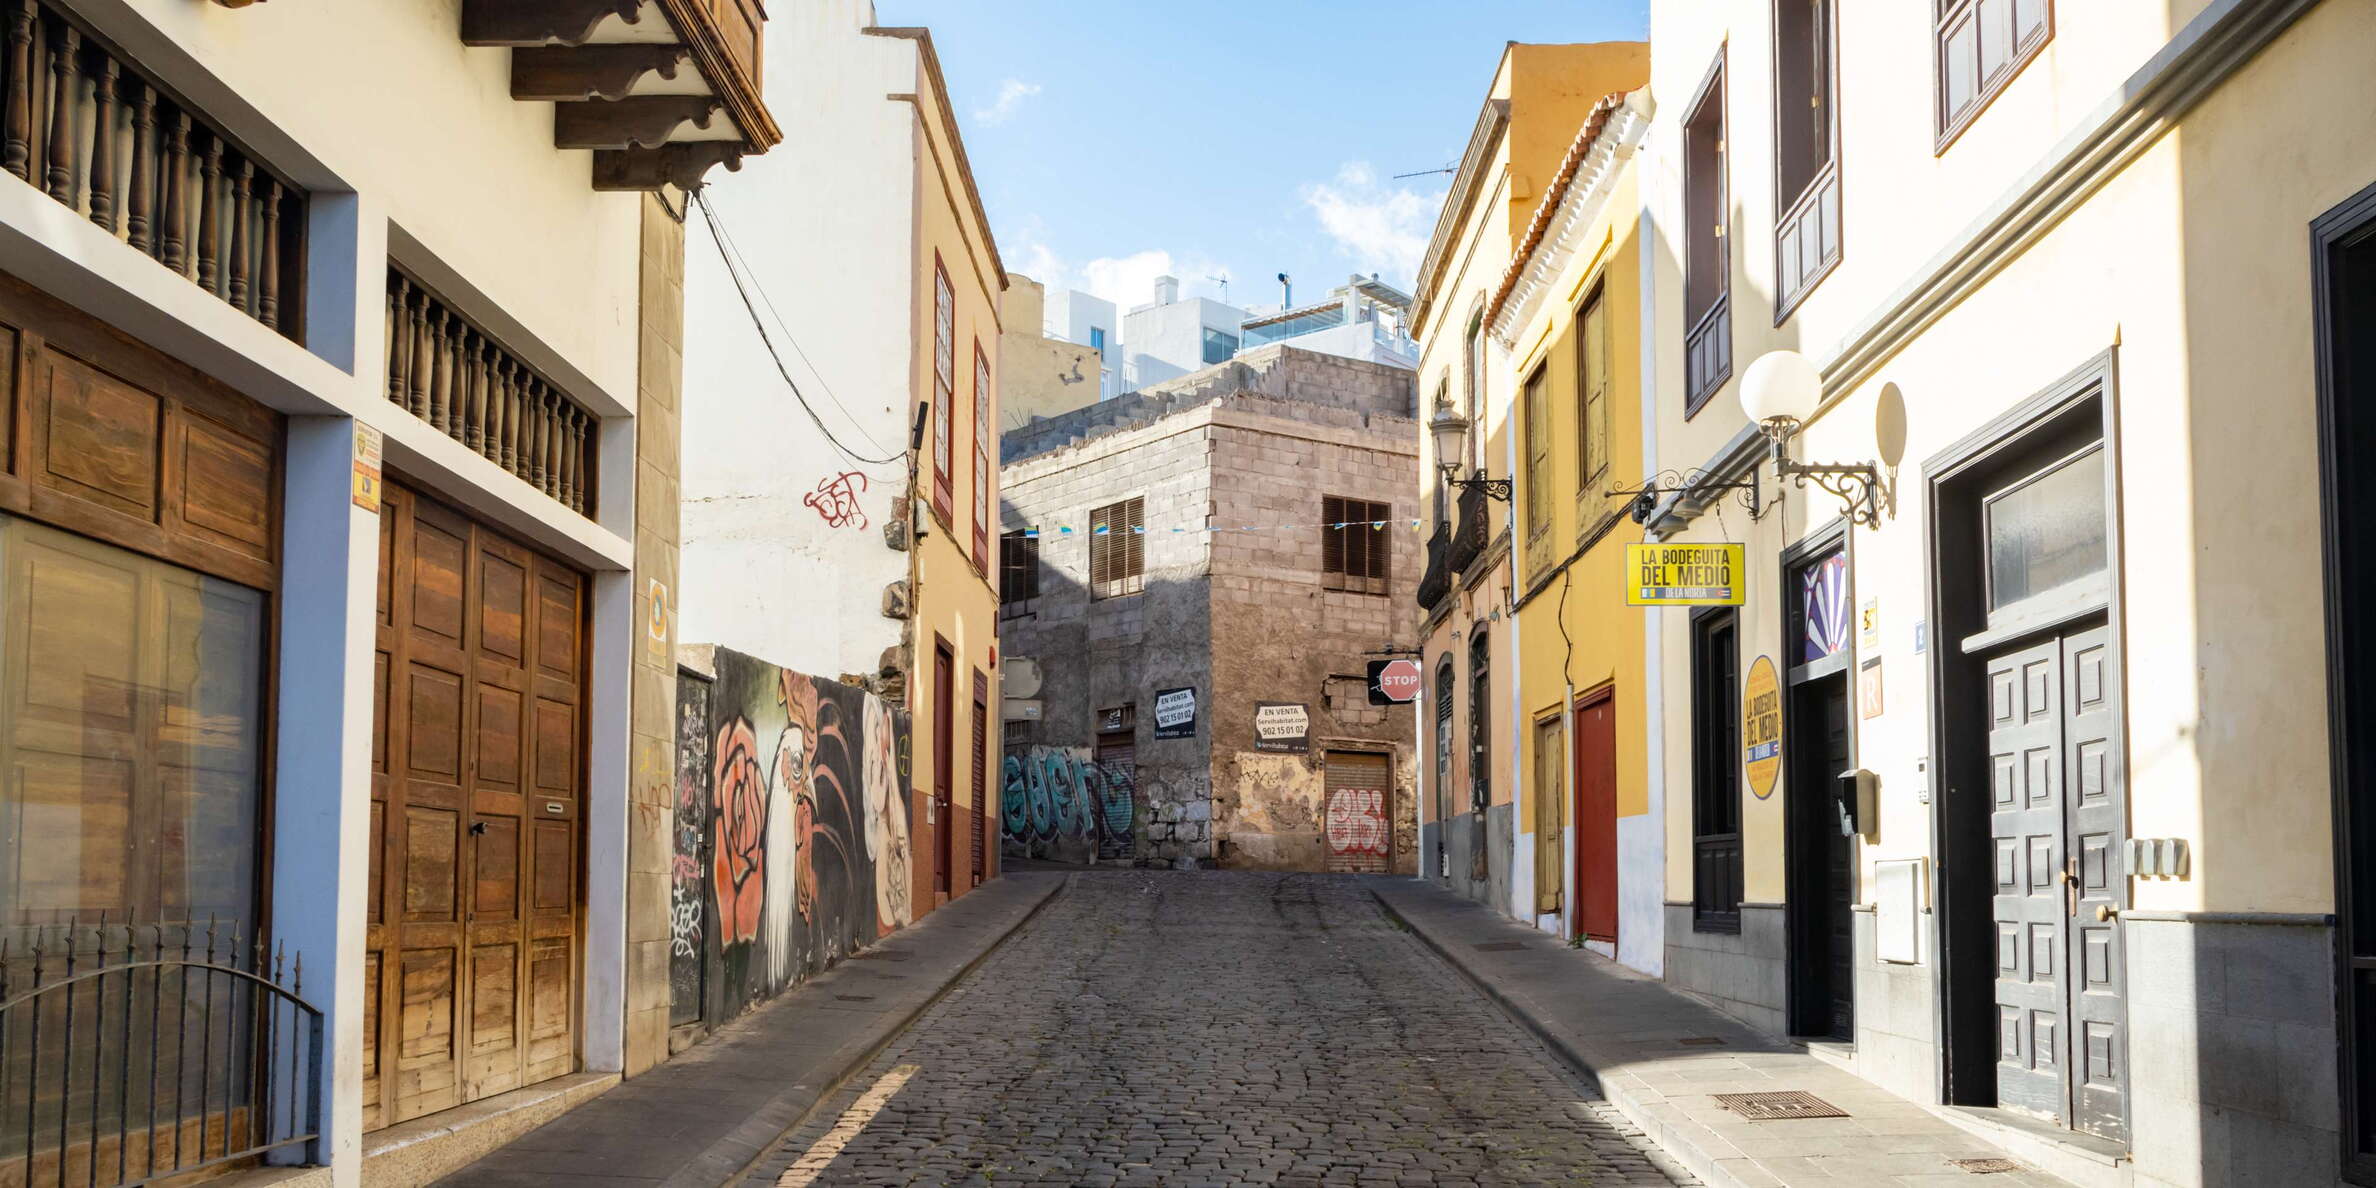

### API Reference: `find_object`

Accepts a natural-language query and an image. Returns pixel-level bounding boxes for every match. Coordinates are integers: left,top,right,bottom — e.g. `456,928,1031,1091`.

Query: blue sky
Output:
875,1,1649,319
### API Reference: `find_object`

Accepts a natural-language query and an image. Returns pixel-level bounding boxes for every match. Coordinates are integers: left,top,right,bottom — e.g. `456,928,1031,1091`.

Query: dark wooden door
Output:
932,642,953,898
970,670,988,888
1573,692,1618,943
1786,673,1853,1039
1985,627,2127,1138
368,483,582,1131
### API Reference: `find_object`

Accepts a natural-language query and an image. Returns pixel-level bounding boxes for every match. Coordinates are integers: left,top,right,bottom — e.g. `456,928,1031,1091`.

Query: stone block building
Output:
997,346,1421,872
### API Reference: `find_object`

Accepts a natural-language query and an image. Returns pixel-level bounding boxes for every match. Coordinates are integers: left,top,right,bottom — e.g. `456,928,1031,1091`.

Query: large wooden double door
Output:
367,483,584,1130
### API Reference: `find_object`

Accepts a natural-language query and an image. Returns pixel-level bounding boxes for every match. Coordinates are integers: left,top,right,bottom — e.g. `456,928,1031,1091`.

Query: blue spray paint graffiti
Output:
1002,746,1135,861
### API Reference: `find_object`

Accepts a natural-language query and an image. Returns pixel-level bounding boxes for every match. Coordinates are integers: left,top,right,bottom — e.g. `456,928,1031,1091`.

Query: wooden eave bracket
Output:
591,142,743,191
460,0,647,47
554,95,725,149
511,45,693,101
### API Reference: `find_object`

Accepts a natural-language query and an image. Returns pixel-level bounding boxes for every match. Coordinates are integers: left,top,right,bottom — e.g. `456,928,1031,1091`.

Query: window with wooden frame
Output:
1935,0,2050,150
1773,0,1841,316
999,529,1040,616
1683,54,1732,414
1322,496,1391,595
1690,609,1744,932
971,339,992,565
932,256,955,519
1463,305,1487,448
1521,366,1553,543
1575,286,1611,498
1089,497,1144,599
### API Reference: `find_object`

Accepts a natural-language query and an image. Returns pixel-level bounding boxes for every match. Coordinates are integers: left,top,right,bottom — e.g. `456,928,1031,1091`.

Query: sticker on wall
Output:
1624,543,1747,606
1254,702,1311,753
352,422,383,513
1860,656,1884,721
1859,596,1881,652
648,579,672,659
1154,687,1198,739
1742,655,1782,799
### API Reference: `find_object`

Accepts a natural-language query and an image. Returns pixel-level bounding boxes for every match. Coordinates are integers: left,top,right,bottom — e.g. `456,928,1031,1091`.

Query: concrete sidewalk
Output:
1368,877,2073,1188
428,872,1068,1188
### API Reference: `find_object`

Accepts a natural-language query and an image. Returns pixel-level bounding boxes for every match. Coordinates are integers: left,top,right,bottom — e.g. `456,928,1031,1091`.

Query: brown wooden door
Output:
367,482,583,1131
932,641,953,898
971,670,988,888
1573,691,1618,943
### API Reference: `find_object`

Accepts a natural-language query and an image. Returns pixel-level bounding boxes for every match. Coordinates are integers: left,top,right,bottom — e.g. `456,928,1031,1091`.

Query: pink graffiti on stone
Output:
1325,789,1388,856
804,471,869,529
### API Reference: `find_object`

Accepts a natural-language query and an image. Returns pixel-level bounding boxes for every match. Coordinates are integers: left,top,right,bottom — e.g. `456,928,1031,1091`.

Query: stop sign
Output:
1368,658,1423,705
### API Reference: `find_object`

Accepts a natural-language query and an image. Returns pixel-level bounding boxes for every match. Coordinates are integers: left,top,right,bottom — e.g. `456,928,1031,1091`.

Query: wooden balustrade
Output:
0,0,304,339
385,269,596,517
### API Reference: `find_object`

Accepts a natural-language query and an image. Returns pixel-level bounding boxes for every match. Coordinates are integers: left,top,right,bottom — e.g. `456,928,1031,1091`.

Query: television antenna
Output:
1206,273,1231,304
1392,162,1456,179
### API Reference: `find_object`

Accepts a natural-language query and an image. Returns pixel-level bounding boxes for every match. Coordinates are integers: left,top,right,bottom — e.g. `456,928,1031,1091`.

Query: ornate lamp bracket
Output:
1605,469,1762,525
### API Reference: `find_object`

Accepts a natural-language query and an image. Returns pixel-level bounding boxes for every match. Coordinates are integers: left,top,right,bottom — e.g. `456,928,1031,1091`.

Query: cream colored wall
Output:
1001,273,1103,427
1648,0,2374,914
903,39,1004,891
120,0,642,403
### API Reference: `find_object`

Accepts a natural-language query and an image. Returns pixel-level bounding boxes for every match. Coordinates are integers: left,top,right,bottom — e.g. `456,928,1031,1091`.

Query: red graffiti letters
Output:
1325,789,1389,857
803,471,870,529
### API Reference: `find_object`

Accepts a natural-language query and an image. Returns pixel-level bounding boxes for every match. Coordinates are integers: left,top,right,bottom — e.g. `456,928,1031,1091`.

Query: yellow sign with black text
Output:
1624,543,1747,606
1743,655,1782,799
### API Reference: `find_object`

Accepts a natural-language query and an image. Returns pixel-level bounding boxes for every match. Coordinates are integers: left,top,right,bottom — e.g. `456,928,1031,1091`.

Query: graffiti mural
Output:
1324,788,1390,873
669,676,712,1027
802,471,869,528
677,647,913,1025
1001,746,1136,862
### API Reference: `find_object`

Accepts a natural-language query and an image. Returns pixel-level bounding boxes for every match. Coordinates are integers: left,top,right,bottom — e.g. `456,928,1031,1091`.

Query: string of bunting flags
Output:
1014,518,1425,539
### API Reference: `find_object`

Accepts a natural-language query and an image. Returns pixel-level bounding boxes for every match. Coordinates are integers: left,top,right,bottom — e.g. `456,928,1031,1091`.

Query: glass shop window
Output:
0,515,267,948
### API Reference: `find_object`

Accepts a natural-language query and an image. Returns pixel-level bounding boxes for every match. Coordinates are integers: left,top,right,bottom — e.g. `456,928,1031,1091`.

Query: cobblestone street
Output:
745,871,1694,1187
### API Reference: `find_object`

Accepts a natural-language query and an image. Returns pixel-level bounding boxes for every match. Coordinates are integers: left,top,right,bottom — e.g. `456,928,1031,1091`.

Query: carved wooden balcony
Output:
5,0,306,339
462,0,780,190
1447,484,1487,576
1416,522,1451,612
387,268,597,516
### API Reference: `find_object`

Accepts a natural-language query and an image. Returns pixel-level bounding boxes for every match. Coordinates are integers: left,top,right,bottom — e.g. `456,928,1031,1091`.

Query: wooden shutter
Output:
1579,291,1609,488
1524,369,1551,538
1321,495,1346,590
1124,498,1143,589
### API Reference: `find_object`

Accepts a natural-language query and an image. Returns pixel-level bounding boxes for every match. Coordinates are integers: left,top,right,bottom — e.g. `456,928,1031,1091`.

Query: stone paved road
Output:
744,871,1695,1187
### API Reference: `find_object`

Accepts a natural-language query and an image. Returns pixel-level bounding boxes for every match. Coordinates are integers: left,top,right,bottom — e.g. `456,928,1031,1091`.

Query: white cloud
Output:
1013,242,1234,312
1300,161,1438,282
973,79,1042,126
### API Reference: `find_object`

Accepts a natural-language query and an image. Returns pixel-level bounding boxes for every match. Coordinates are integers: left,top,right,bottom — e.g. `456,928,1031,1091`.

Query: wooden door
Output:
1572,692,1618,943
1532,717,1562,914
2062,625,2127,1141
970,671,988,888
368,482,583,1130
931,642,953,898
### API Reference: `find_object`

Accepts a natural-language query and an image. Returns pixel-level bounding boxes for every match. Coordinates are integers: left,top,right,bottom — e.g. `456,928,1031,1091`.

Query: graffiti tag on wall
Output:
803,471,869,529
1325,788,1389,873
1002,747,1135,861
669,677,713,1026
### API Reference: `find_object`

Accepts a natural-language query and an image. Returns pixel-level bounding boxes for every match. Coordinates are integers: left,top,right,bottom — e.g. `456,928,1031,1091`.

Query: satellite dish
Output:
1003,657,1044,698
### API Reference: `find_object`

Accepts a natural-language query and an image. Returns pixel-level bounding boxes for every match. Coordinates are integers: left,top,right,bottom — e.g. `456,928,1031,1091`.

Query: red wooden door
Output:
1573,691,1618,942
932,640,953,897
971,670,988,887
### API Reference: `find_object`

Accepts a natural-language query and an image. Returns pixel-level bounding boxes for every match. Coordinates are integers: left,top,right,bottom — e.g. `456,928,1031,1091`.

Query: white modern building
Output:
1043,286,1119,398
1240,274,1417,368
1118,274,1250,390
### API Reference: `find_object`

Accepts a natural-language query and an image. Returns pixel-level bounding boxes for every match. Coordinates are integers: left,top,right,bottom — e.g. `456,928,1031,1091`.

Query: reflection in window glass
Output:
0,516,266,946
1985,446,2107,611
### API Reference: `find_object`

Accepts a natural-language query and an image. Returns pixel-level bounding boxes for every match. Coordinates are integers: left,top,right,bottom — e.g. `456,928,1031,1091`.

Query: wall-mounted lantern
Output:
1740,350,1885,527
1427,406,1513,502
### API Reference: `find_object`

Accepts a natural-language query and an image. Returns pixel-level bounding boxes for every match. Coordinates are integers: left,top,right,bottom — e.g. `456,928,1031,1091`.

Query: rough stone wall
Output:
1204,399,1420,873
1003,345,1416,464
625,192,686,1074
997,410,1215,865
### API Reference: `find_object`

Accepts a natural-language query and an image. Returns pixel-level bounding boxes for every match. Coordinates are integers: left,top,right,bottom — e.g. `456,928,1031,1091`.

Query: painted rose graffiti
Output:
710,716,767,946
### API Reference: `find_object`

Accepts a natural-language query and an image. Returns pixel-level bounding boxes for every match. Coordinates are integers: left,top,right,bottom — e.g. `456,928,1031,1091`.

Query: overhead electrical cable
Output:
693,188,907,467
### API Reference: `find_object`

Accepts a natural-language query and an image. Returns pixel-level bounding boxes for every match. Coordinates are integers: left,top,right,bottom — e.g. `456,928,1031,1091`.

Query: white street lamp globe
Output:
1428,406,1472,468
1741,349,1822,427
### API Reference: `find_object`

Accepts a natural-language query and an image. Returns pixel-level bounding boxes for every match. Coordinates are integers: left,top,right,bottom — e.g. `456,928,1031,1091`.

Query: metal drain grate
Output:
1948,1158,2022,1174
1677,1036,1728,1047
835,994,875,1002
1711,1090,1850,1120
1472,941,1528,952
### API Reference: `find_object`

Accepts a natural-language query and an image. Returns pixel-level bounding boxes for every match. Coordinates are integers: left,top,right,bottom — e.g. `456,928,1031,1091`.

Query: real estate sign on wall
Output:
1623,543,1747,606
1154,687,1198,739
1254,702,1310,752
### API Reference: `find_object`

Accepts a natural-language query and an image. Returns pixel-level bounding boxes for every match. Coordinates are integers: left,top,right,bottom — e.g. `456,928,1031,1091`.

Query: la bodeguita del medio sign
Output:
1624,543,1747,606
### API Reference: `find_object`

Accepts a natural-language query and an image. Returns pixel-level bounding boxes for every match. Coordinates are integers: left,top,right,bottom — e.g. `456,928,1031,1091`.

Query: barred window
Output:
1322,496,1392,595
1089,498,1144,599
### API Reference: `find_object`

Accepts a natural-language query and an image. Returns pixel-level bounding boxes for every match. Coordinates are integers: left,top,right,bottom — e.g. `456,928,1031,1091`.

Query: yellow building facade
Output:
1487,91,1657,968
1411,41,1647,929
894,28,1004,912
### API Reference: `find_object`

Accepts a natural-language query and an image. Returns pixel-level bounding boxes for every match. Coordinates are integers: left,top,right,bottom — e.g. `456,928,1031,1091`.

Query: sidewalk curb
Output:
683,872,1071,1188
1370,884,1763,1188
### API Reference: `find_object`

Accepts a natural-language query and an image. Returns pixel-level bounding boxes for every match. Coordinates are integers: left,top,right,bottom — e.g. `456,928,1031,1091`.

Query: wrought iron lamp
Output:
1740,350,1884,527
1427,406,1512,502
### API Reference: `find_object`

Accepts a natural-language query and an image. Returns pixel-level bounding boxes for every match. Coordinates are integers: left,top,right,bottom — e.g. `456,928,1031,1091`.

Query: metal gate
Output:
1323,752,1392,874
